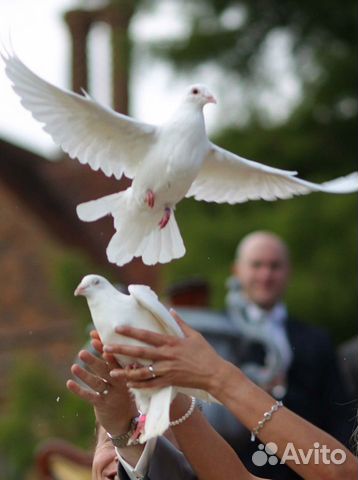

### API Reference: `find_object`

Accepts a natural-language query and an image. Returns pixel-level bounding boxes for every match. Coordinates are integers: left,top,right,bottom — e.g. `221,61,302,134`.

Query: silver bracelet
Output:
107,416,140,447
169,397,196,427
250,400,283,441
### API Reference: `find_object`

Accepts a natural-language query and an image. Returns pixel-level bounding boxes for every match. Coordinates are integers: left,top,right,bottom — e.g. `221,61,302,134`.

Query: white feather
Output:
74,274,217,443
186,144,358,203
2,49,156,180
3,51,357,266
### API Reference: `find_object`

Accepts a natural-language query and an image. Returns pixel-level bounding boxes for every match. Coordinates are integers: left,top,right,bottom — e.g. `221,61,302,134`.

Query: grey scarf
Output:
225,276,289,391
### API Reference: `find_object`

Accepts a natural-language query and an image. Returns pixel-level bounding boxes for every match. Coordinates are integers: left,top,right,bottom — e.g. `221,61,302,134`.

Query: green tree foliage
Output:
0,356,94,480
159,1,357,343
0,252,114,478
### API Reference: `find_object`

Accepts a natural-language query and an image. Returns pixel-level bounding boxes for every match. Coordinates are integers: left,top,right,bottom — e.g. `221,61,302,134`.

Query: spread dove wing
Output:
74,274,217,443
3,50,357,266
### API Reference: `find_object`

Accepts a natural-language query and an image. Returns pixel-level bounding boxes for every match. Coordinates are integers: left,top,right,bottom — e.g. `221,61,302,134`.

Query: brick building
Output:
0,2,159,399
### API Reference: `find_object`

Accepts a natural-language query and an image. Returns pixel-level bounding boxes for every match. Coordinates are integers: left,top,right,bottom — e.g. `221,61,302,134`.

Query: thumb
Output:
169,308,195,337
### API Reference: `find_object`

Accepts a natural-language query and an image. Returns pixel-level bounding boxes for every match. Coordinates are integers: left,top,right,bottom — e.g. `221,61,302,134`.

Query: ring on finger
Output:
148,364,157,379
96,379,110,396
96,387,109,396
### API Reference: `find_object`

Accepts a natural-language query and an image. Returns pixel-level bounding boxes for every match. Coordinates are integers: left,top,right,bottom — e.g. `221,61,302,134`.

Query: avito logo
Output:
252,442,346,466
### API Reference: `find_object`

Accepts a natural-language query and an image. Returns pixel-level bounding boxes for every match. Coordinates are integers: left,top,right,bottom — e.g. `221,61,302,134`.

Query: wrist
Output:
105,422,131,438
208,359,235,397
107,416,141,448
97,408,138,437
209,359,251,402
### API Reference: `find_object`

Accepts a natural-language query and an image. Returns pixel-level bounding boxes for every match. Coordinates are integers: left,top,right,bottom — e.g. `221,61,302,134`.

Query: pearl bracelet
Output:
250,400,283,441
169,396,196,427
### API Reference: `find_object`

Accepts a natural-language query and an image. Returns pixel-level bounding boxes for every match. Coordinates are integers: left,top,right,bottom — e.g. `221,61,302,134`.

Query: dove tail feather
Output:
106,204,186,266
139,386,175,443
76,192,123,222
140,211,186,265
77,189,185,266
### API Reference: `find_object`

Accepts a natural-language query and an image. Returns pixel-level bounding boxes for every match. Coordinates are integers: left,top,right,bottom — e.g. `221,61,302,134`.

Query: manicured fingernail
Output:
110,370,119,377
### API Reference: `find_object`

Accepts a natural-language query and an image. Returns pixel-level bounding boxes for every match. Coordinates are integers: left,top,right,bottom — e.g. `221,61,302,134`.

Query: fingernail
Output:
103,346,113,352
126,382,133,388
110,370,119,377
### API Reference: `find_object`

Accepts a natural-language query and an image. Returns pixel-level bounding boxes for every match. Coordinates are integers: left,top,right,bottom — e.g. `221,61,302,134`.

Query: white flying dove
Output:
3,51,358,266
74,274,216,443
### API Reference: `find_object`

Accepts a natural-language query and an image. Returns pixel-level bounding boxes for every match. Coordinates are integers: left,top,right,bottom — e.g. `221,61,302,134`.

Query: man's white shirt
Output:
116,438,157,480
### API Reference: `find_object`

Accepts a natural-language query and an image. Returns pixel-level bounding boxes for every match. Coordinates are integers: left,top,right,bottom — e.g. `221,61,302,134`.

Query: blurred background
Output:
0,0,356,478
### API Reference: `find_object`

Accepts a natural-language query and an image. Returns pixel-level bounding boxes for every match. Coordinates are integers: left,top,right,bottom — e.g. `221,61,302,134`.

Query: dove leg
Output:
145,189,155,208
128,389,151,445
128,414,147,444
158,207,171,229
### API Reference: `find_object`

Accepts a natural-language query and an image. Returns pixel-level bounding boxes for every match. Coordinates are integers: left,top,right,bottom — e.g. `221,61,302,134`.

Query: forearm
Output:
210,361,358,480
102,322,357,479
170,395,258,480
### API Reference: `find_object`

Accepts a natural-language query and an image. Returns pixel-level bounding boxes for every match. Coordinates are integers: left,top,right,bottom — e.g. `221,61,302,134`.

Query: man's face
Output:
92,427,119,480
234,236,290,310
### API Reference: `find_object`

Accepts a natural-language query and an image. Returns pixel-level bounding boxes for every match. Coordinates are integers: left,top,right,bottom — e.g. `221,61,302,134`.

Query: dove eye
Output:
192,88,199,95
94,279,100,286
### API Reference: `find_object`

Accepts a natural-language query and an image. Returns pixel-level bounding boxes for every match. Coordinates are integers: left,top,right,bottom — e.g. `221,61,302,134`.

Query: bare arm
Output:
105,311,358,480
169,394,261,480
211,361,357,480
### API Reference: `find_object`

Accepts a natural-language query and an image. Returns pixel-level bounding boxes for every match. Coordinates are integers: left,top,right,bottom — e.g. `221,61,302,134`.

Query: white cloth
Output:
116,438,157,480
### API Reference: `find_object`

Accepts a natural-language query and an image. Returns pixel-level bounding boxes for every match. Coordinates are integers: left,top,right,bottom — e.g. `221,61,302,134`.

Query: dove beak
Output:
74,285,85,296
206,95,217,104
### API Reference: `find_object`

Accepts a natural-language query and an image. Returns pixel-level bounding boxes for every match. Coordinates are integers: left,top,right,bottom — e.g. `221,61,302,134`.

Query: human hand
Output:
104,310,228,395
66,344,138,437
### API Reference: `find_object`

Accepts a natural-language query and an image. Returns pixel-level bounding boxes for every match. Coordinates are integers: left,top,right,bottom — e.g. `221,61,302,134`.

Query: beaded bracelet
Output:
169,396,196,427
250,400,283,441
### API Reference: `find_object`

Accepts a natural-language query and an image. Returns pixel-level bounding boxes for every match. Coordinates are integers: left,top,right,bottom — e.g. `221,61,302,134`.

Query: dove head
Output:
74,274,111,299
185,84,217,108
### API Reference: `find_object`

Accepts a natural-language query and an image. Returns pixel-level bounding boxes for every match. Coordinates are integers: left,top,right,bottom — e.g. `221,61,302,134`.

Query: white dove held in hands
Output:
3,50,358,266
74,274,216,443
